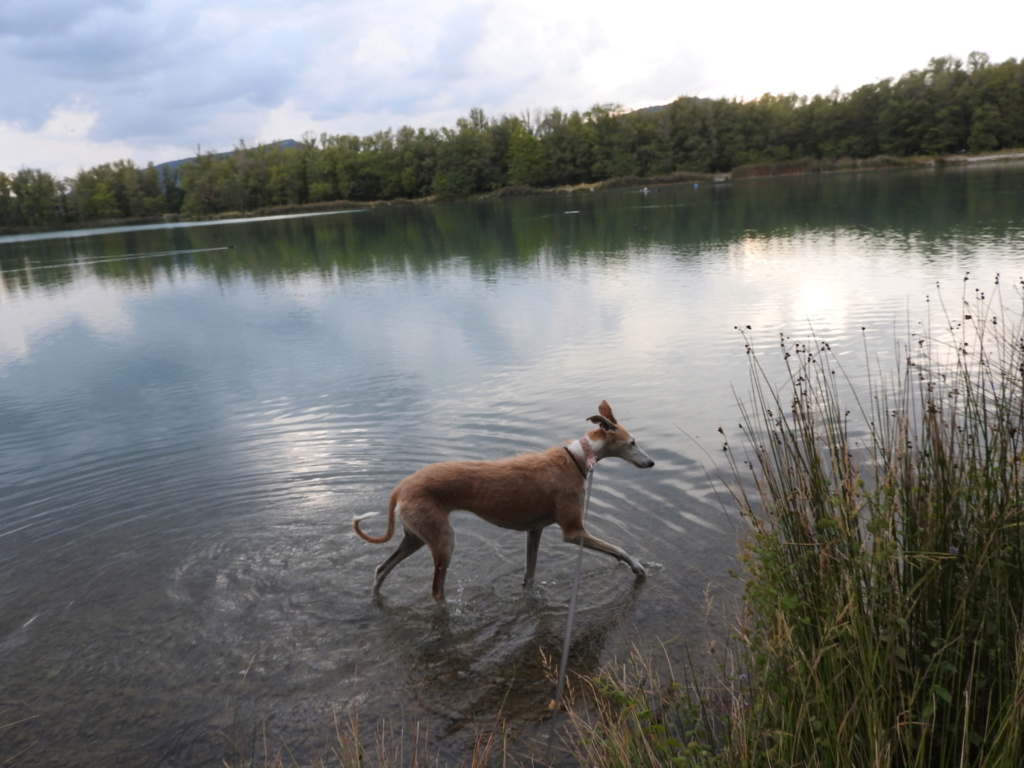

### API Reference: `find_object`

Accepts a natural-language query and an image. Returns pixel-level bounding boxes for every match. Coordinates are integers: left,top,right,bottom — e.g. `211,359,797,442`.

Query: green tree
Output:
505,121,548,187
972,57,1024,149
832,82,889,158
537,107,595,185
180,149,224,215
967,50,990,74
586,103,634,178
967,103,1003,151
225,140,277,211
703,99,749,172
92,180,122,219
919,56,970,154
9,168,63,227
878,69,930,155
161,167,185,214
395,126,439,198
138,163,166,215
432,109,500,197
0,172,13,227
319,134,358,200
667,97,715,171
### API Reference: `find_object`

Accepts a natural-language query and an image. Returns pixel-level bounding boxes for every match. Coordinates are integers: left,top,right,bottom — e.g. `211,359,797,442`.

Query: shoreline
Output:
4,149,1024,240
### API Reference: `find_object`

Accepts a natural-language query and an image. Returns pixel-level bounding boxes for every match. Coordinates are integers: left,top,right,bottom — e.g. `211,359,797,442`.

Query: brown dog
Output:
353,401,654,601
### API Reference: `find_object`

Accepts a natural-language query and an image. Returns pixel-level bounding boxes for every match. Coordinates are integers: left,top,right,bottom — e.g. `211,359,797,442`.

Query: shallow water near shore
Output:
2,163,1024,765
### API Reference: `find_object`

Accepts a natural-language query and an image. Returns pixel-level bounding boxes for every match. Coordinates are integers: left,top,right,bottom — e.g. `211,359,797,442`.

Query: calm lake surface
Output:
2,163,1023,766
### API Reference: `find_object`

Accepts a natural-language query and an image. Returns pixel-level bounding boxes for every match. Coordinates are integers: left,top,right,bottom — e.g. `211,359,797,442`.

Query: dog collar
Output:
579,437,597,468
564,437,596,477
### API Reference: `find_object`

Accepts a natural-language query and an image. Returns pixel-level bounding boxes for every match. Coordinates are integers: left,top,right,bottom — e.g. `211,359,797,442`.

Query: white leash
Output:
551,466,595,710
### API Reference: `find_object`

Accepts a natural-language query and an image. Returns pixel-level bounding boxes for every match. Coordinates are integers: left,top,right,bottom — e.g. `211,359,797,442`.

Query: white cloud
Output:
41,103,97,139
0,110,149,176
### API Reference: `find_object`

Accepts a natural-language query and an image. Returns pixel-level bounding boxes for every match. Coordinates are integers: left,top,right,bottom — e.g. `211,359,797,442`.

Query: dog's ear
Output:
587,414,618,432
598,400,618,425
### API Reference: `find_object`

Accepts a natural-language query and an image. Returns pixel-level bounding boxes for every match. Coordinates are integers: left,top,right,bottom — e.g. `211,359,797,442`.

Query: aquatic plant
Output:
560,643,726,768
724,275,1024,766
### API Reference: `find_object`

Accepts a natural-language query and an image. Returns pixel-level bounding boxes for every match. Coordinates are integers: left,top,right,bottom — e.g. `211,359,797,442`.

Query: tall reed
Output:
725,277,1024,767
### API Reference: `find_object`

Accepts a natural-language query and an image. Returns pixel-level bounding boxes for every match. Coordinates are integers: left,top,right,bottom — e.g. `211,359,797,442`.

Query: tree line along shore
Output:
2,52,1023,234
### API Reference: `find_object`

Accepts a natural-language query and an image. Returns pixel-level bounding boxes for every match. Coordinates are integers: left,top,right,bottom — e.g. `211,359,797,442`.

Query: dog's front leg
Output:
524,528,543,586
563,526,647,578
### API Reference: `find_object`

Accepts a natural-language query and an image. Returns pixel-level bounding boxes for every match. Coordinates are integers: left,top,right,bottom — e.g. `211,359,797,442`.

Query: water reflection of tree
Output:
4,164,1022,294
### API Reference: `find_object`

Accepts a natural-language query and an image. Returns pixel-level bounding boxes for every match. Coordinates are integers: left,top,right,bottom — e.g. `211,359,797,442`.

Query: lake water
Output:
2,163,1023,766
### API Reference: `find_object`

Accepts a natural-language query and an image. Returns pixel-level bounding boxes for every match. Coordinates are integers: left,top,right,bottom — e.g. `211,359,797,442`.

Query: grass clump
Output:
724,276,1024,767
223,708,508,768
561,644,726,768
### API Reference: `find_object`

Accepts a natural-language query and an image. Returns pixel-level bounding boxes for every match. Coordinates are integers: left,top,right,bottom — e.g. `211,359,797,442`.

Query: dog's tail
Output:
352,490,397,543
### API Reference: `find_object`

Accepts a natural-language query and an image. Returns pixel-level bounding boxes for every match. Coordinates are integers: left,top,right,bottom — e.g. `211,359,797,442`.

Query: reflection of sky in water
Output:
3,216,1024,458
2,226,1021,530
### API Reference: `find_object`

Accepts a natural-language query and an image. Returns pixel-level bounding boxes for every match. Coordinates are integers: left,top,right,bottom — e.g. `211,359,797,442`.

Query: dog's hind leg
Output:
524,528,543,586
373,529,425,595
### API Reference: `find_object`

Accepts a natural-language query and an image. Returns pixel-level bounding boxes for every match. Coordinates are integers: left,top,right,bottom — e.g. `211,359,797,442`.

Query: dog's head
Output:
586,400,655,468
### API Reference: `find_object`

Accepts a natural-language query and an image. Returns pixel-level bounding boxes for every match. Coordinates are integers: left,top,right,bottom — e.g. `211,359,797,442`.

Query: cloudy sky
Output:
1,0,1021,178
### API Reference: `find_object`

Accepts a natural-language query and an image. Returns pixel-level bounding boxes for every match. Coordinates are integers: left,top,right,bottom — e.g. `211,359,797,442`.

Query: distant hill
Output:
633,103,669,116
154,138,302,177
